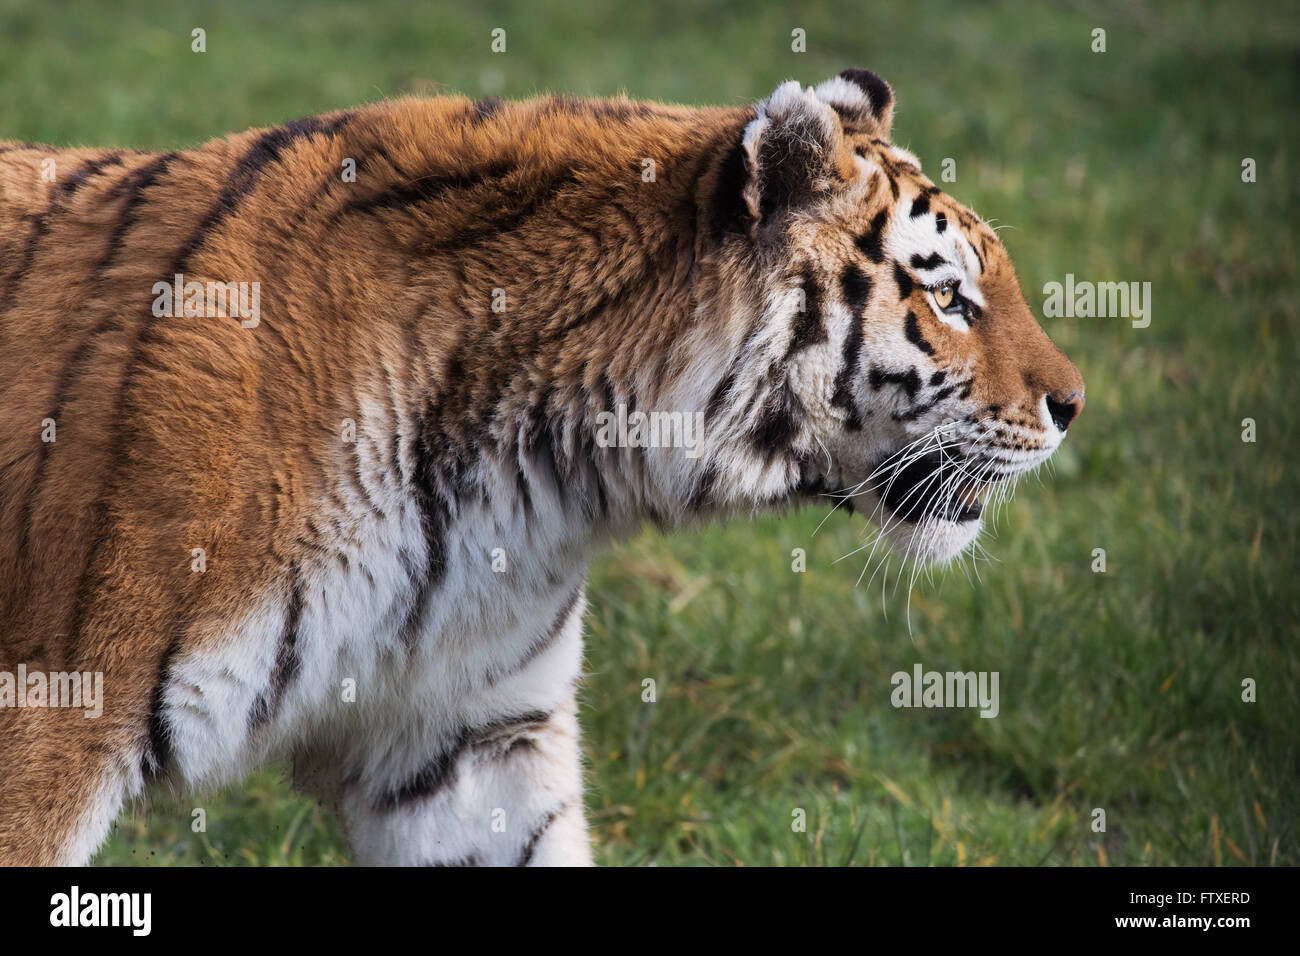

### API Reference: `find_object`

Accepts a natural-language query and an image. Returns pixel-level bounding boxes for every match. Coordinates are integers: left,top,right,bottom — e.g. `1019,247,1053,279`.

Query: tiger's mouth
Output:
870,449,986,524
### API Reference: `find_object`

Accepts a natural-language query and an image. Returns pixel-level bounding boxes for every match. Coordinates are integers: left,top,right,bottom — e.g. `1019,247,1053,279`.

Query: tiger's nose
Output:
1046,390,1085,432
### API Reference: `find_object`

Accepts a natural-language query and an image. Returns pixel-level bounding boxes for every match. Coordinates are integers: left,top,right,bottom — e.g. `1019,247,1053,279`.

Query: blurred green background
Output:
3,0,1295,865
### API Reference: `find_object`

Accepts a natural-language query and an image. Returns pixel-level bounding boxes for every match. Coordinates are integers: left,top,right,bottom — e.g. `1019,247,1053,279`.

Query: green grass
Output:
4,0,1294,866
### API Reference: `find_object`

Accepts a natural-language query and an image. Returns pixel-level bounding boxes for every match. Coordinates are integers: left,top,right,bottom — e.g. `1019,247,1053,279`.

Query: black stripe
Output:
825,99,872,128
516,804,567,866
703,290,773,428
785,267,826,357
399,400,454,648
708,138,751,239
173,112,352,270
868,365,922,400
62,152,125,186
686,464,718,511
378,730,470,810
101,152,182,254
854,209,889,263
487,584,583,684
524,389,562,490
910,252,947,270
935,212,948,233
909,194,931,217
472,710,552,754
249,565,304,728
17,153,180,563
893,261,914,300
840,264,871,316
0,153,125,317
419,170,581,255
518,389,556,512
904,310,935,355
894,383,958,422
750,378,802,460
143,636,184,779
376,710,553,812
705,367,737,422
515,458,535,517
341,158,515,217
830,267,870,431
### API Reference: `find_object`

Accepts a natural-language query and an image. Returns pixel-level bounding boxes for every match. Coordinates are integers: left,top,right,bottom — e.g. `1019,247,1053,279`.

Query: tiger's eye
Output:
934,285,954,309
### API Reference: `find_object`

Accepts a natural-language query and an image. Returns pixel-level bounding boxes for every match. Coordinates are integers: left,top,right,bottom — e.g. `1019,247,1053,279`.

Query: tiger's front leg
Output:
336,694,592,866
327,587,594,866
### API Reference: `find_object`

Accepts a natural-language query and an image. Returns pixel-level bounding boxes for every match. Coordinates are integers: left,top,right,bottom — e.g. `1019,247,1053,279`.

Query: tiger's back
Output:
0,94,750,864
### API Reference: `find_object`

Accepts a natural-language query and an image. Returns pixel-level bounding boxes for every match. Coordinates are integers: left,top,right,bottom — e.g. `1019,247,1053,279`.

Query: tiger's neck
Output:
371,98,765,542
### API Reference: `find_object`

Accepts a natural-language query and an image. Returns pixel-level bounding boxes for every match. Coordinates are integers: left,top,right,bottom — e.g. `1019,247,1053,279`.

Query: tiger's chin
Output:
797,474,986,566
869,457,987,564
877,509,984,565
824,445,994,566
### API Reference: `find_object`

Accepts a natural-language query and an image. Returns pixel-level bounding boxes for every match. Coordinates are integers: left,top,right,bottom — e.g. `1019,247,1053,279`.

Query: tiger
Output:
0,68,1084,866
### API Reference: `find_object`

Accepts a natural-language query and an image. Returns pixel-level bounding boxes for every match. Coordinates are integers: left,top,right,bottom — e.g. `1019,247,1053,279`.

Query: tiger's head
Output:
691,70,1084,565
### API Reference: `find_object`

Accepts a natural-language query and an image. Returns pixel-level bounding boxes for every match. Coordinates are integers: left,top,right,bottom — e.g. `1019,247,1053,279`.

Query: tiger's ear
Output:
740,80,857,238
814,68,894,140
